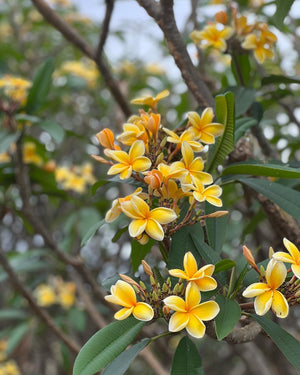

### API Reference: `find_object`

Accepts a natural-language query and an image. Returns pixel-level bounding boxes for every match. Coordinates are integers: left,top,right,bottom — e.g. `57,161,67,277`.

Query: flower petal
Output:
168,312,189,332
194,276,217,291
265,259,286,290
272,290,289,318
149,207,177,224
112,280,137,307
254,290,273,316
242,282,270,298
191,301,220,321
106,150,129,163
186,314,206,338
145,219,164,241
129,219,147,238
132,156,151,172
185,283,201,310
114,307,134,320
129,140,145,159
168,269,188,279
184,252,198,278
164,296,186,312
272,252,294,264
133,302,154,321
107,164,128,176
181,142,194,166
291,264,300,279
283,238,300,263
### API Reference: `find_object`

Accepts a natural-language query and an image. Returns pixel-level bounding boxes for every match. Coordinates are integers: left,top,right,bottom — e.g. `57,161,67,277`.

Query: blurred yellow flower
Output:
56,60,99,87
243,258,289,318
190,24,233,51
242,33,274,63
0,360,21,375
169,251,217,291
57,282,76,309
273,238,300,279
121,195,177,241
0,75,31,104
55,163,96,193
23,142,43,166
187,109,224,144
164,283,219,338
105,280,154,321
145,63,165,75
131,89,169,109
34,284,57,307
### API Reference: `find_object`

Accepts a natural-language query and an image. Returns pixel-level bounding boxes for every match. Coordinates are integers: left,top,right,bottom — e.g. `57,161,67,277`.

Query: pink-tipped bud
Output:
142,260,153,277
243,245,260,274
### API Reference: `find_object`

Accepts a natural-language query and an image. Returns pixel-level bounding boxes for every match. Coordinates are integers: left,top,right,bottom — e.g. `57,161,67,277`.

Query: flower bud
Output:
119,274,139,287
96,128,115,149
243,245,260,274
144,169,163,190
215,11,228,25
142,260,153,277
269,246,274,259
162,305,170,316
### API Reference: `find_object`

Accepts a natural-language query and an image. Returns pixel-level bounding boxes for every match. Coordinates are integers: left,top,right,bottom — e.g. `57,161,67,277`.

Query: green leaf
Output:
205,202,228,253
91,180,109,195
81,219,105,246
112,226,128,243
234,117,257,142
14,114,40,123
273,0,295,30
262,74,300,86
79,208,102,241
68,308,87,333
231,54,251,86
7,323,30,355
251,314,300,371
25,58,55,113
102,339,150,375
73,318,145,375
39,120,65,143
215,295,241,341
237,177,300,220
207,92,235,173
171,336,203,375
0,309,28,321
226,86,255,117
0,131,19,153
214,259,236,274
223,161,300,179
131,239,155,273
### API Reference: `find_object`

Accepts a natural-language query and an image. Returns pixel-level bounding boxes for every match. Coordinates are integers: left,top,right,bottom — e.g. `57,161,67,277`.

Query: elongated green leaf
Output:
234,117,257,142
7,323,30,355
214,259,235,274
251,314,300,370
262,74,300,86
79,208,102,241
91,180,109,195
73,318,145,375
273,0,295,30
207,92,235,173
237,177,300,220
40,120,65,143
0,309,28,321
215,295,241,341
223,162,300,179
0,131,19,153
171,336,203,375
227,87,255,117
102,339,150,375
205,202,228,253
25,58,55,113
231,54,251,86
81,219,105,246
131,239,155,273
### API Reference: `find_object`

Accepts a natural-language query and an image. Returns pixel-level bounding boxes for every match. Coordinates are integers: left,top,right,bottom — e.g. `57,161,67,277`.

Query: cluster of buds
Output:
243,238,300,318
93,90,227,244
190,7,277,64
105,252,220,339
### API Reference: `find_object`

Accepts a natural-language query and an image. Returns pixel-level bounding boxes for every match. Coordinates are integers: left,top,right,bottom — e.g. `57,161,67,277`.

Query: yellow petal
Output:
129,140,145,160
283,238,300,263
129,219,147,238
168,269,188,279
132,156,151,172
184,252,198,278
121,201,143,219
113,280,137,307
272,290,289,318
156,89,170,101
206,196,223,207
131,195,150,217
194,276,217,291
119,166,132,180
186,315,206,338
254,290,273,316
187,111,202,128
106,150,129,163
133,302,154,321
107,164,128,176
145,219,164,241
168,312,189,332
164,296,187,312
254,48,265,64
197,132,215,144
242,282,270,298
202,124,224,136
114,307,134,320
191,171,213,185
291,264,300,279
185,283,201,310
272,251,294,264
149,207,177,224
181,142,194,166
191,301,220,320
265,259,286,290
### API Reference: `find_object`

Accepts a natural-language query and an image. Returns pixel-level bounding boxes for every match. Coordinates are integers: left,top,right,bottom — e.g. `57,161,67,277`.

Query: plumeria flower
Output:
171,142,213,185
139,112,161,140
169,251,217,291
105,280,154,321
131,89,169,109
190,180,223,207
163,128,204,152
190,24,233,52
242,259,289,318
187,109,224,144
242,34,274,63
121,195,177,241
164,283,219,338
106,140,151,180
273,238,300,279
96,128,121,155
117,121,148,147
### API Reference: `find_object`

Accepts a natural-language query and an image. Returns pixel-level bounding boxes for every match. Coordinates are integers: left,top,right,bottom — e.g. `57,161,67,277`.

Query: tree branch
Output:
95,0,115,62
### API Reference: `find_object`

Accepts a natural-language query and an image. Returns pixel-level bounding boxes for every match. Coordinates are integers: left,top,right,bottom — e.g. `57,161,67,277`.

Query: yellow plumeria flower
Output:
57,282,76,309
163,128,203,152
169,251,217,291
131,89,169,109
117,121,148,147
242,259,289,318
273,238,300,279
121,195,177,241
0,75,31,104
34,284,57,307
106,140,151,180
187,109,224,144
171,142,213,185
164,282,219,338
190,24,233,51
242,34,274,63
105,280,154,321
23,142,43,166
190,180,223,207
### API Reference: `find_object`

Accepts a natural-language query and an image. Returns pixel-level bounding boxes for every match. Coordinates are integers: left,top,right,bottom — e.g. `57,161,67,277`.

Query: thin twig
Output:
0,247,80,354
95,0,115,62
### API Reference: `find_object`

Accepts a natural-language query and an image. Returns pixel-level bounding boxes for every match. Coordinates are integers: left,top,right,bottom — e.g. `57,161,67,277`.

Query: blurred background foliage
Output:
0,0,299,374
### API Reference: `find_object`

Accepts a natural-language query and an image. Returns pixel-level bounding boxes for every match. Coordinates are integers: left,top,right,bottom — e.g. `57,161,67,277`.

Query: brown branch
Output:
95,0,115,62
137,0,214,108
0,247,80,354
30,0,132,118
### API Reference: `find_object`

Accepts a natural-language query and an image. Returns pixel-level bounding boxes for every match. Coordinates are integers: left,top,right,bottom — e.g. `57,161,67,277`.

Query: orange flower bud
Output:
119,274,140,287
96,128,115,149
142,260,153,277
162,305,170,316
243,245,260,274
43,160,56,172
91,154,111,164
215,11,228,25
144,169,163,190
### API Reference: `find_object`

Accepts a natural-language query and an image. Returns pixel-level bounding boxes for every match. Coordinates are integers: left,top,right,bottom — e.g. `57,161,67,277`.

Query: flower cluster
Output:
55,59,99,88
93,90,225,243
0,340,21,375
0,75,32,105
190,8,277,64
243,238,300,318
55,162,96,193
34,276,77,309
105,252,219,338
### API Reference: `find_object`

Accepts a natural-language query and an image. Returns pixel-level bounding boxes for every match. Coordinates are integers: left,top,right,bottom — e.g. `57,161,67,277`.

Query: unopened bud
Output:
43,160,56,172
173,283,180,294
207,210,229,218
142,260,153,277
91,154,111,164
162,283,169,293
243,245,260,274
119,274,139,287
152,291,158,301
156,152,165,165
162,305,170,316
139,281,146,290
159,137,168,149
260,265,265,277
215,10,228,25
136,233,149,245
150,275,156,287
295,290,300,298
269,246,274,259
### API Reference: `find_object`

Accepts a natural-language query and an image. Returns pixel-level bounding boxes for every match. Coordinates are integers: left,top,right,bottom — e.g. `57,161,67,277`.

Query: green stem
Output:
159,241,169,263
149,330,173,343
